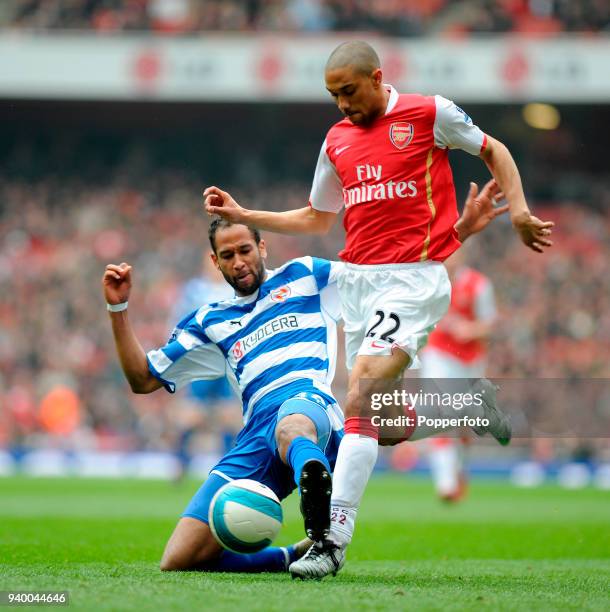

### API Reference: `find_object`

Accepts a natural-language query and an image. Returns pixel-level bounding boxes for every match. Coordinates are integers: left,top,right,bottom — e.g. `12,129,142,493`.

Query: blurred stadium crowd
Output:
1,150,609,453
1,0,608,35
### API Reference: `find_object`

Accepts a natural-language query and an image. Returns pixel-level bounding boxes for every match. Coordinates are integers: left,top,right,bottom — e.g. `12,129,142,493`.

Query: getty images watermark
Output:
356,378,610,441
369,387,489,431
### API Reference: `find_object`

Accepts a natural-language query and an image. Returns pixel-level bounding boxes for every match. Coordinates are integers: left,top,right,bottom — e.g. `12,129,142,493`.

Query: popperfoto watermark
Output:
370,413,489,430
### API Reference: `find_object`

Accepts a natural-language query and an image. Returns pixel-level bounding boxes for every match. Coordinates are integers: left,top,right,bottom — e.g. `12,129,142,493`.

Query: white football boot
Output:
289,540,346,580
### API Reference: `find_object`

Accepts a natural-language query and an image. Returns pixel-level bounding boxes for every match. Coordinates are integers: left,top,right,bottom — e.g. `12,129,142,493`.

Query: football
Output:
209,479,283,553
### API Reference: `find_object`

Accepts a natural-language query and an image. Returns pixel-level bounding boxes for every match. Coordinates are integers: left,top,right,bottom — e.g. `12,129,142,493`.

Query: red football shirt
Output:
427,267,496,363
309,86,487,264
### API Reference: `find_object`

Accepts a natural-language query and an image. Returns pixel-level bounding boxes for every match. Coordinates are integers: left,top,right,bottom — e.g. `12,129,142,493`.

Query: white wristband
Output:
107,301,128,312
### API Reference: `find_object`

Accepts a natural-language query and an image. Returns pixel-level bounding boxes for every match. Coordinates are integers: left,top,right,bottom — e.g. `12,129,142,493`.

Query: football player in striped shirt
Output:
104,218,344,572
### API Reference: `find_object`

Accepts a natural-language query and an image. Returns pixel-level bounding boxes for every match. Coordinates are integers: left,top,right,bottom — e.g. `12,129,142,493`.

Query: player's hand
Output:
103,262,132,305
203,186,247,222
456,179,509,241
512,211,554,253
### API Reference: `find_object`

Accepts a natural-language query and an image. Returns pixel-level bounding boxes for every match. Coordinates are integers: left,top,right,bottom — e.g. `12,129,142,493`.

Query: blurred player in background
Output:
421,245,497,502
170,253,239,480
205,40,553,578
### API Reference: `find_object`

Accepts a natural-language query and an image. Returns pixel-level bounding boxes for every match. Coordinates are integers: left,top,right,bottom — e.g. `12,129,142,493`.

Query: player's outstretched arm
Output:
203,186,336,235
455,179,508,242
480,136,554,253
103,262,162,394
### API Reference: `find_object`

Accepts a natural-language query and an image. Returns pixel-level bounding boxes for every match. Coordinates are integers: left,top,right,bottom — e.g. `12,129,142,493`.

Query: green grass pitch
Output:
1,475,609,611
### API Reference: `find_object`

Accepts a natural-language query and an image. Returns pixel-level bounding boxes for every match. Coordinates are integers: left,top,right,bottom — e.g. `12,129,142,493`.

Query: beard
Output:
223,260,266,296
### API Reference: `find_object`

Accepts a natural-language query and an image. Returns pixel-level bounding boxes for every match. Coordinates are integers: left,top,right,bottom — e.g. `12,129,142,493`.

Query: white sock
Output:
329,433,378,548
428,440,461,496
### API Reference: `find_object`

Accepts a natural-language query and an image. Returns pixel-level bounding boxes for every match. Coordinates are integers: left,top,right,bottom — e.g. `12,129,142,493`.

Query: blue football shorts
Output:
182,389,343,524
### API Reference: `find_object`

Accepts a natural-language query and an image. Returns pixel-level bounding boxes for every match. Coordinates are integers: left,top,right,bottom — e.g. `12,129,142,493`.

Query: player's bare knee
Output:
160,545,194,571
160,517,220,571
159,554,182,571
352,352,411,382
160,540,221,571
276,414,317,462
345,352,413,420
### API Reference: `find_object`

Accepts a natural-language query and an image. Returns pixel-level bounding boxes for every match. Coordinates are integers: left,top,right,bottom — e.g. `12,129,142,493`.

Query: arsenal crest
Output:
270,286,291,302
389,122,414,150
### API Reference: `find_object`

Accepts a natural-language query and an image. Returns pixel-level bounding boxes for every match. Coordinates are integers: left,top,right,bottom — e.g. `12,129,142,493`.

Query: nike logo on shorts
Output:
370,341,387,349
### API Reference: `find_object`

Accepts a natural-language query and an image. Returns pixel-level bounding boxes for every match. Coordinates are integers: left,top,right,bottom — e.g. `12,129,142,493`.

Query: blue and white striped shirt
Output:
147,257,343,424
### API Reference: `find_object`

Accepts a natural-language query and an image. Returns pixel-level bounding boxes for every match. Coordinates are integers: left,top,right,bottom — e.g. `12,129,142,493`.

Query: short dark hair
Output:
208,217,261,253
326,41,380,76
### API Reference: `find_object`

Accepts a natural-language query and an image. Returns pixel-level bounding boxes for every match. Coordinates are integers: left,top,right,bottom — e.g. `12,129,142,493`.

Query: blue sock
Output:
286,436,331,491
203,545,297,573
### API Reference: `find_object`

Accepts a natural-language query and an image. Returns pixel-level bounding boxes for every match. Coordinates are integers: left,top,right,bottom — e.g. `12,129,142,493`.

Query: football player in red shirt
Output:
204,40,553,578
422,247,497,503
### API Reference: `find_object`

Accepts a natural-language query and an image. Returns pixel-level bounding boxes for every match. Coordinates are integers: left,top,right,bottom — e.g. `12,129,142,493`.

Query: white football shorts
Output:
420,347,487,379
337,261,451,371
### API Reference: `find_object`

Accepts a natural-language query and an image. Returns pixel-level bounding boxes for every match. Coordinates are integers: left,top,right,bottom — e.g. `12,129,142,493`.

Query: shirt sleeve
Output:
309,139,344,213
319,283,343,323
319,260,344,323
146,316,227,393
304,257,343,322
433,95,487,155
474,279,497,322
309,257,344,290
